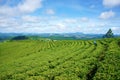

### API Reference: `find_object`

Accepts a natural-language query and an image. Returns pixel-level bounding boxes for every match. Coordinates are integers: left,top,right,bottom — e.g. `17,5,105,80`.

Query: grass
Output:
0,38,120,80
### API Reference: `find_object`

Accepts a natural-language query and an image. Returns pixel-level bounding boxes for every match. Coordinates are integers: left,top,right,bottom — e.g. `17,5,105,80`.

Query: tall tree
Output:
103,29,114,38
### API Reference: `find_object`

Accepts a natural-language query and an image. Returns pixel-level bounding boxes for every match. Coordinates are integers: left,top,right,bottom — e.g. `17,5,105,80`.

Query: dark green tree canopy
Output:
11,36,29,40
103,29,114,38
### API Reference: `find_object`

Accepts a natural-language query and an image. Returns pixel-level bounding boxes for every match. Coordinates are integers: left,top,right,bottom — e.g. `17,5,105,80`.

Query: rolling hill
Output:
0,38,120,80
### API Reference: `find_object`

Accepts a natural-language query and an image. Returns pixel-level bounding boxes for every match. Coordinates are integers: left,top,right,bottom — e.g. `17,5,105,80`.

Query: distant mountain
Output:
0,32,120,41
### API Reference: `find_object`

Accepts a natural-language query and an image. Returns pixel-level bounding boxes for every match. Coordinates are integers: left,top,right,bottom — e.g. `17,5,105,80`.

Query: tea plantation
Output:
0,38,120,80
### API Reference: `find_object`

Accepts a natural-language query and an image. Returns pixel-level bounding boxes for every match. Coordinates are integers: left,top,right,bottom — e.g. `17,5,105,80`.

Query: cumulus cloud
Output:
18,0,42,13
0,0,43,16
99,10,115,19
45,9,55,15
103,0,120,7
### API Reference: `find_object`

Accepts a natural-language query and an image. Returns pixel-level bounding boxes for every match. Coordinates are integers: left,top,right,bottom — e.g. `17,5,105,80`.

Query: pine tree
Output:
103,29,114,38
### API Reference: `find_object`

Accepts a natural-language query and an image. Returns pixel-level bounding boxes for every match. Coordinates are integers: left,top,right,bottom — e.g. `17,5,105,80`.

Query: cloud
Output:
103,0,120,7
45,9,55,15
22,15,39,22
64,19,77,23
99,10,115,19
0,0,43,16
80,17,89,22
63,17,89,24
18,0,42,13
0,16,18,26
49,23,66,31
111,27,120,34
56,23,66,30
0,6,17,16
111,26,120,31
0,15,119,34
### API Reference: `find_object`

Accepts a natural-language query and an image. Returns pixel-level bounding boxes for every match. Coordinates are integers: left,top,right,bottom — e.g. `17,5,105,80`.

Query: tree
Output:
103,29,114,38
11,36,29,40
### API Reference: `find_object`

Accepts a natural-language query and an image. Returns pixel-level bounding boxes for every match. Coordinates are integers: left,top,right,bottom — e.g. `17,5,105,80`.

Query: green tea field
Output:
0,38,120,80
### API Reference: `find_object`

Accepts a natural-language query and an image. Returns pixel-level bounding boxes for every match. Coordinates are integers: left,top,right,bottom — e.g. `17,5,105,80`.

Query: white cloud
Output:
80,17,89,22
0,0,43,16
22,15,39,22
45,9,55,15
89,23,96,27
103,0,120,7
64,19,77,23
111,27,120,34
0,6,17,16
63,17,89,24
111,26,120,30
18,0,42,13
99,23,106,27
56,23,66,30
99,10,115,19
0,15,120,34
0,17,19,26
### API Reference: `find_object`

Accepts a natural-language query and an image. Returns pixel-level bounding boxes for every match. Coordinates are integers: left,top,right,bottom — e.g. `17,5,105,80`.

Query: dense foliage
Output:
11,36,29,40
0,38,120,80
103,29,114,38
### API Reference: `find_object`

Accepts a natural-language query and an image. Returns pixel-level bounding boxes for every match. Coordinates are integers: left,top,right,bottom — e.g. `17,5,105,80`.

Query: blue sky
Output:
0,0,120,34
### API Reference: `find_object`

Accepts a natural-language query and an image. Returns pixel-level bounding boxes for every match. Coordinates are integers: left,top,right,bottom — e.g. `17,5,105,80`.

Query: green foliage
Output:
0,38,120,80
103,29,114,38
11,36,29,40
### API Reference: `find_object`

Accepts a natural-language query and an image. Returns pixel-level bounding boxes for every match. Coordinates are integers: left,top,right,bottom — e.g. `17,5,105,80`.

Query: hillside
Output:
0,33,105,41
0,38,120,80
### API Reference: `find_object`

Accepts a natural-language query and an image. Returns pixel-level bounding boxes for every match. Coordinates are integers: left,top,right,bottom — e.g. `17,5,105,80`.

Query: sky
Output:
0,0,120,34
